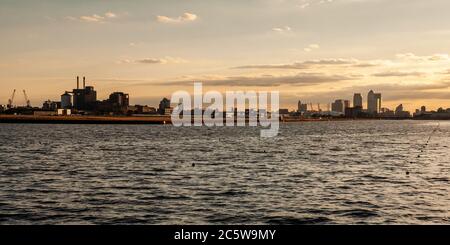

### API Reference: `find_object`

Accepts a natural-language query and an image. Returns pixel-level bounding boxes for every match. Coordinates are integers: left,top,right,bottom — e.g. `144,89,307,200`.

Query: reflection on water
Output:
0,121,449,224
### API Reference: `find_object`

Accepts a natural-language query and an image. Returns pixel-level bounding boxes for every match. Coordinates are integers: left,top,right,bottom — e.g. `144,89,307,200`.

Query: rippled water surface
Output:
0,121,449,224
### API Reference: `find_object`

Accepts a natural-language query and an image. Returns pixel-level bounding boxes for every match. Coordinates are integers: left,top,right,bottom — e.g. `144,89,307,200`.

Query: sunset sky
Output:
1,0,450,111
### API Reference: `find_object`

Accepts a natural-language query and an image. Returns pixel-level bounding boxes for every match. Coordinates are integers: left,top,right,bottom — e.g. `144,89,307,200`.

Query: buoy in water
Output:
192,163,196,167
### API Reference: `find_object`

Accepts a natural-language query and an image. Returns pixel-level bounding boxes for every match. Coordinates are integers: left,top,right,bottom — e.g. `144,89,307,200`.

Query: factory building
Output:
73,76,97,111
96,92,130,114
42,100,61,111
61,92,72,109
109,92,129,108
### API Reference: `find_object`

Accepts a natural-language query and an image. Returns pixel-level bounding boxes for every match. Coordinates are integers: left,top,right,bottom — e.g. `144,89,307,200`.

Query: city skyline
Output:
1,0,450,111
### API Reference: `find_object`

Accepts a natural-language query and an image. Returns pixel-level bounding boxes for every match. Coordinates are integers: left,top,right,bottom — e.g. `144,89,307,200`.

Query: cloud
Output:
80,14,105,23
299,3,310,9
233,58,359,70
396,53,450,62
137,58,166,64
164,72,357,87
304,44,320,52
156,12,198,23
372,71,426,77
104,12,117,18
298,0,334,10
67,12,119,23
272,26,292,33
120,57,188,65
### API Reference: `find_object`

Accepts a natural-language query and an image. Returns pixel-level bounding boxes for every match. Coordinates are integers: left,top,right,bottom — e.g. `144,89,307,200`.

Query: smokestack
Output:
83,77,86,89
77,76,79,90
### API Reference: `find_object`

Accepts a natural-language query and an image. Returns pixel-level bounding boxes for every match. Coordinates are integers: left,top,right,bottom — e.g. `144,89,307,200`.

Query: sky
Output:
1,0,450,111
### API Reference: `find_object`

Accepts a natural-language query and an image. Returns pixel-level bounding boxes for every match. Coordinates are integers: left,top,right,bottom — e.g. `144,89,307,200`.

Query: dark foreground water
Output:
0,121,449,224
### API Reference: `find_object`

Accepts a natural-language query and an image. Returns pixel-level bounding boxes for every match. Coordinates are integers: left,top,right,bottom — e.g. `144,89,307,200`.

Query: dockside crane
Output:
23,90,31,108
7,89,16,109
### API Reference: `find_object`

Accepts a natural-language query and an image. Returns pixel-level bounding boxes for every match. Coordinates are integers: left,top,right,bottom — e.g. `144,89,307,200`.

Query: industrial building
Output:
96,92,130,114
61,92,72,109
73,76,97,111
42,100,61,111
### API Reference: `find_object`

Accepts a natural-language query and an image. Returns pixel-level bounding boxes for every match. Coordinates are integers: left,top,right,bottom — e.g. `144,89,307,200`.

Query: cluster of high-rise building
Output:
297,90,416,118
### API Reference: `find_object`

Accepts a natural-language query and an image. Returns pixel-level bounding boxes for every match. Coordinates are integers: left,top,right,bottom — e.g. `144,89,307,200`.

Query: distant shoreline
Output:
0,114,446,125
0,115,171,125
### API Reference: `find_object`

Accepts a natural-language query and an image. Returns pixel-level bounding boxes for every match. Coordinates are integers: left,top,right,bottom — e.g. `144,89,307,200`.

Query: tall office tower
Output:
344,100,350,109
331,99,344,113
367,90,382,114
353,93,363,108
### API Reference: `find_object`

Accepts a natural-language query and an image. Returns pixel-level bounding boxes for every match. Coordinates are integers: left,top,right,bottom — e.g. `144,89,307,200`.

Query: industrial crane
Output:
23,90,31,108
7,89,16,109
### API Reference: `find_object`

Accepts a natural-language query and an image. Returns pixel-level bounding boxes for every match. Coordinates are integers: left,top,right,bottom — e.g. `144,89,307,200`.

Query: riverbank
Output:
0,115,171,124
0,114,444,125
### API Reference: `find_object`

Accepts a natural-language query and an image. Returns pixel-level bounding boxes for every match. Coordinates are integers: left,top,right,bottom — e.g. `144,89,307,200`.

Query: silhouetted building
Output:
331,99,344,113
345,106,363,118
421,106,426,113
379,108,395,118
158,98,171,115
279,109,290,115
109,92,129,108
367,90,382,114
395,104,411,118
73,76,97,111
353,93,363,108
42,100,61,111
129,105,157,114
344,100,350,109
395,104,404,114
96,92,130,114
297,100,308,113
61,92,72,109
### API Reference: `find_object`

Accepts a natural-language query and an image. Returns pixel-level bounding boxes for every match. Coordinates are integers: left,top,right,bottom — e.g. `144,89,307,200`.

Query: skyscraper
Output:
331,99,344,113
367,90,382,114
344,100,350,109
353,93,363,108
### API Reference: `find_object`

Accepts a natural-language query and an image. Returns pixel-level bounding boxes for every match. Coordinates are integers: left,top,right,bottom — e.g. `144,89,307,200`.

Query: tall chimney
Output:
77,76,79,90
83,77,86,89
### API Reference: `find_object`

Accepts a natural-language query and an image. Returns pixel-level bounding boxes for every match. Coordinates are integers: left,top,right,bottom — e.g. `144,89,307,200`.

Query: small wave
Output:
266,216,332,225
426,177,449,183
340,209,378,218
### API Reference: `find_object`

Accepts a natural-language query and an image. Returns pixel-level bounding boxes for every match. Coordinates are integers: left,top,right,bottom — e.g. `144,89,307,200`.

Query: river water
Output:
0,120,449,224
